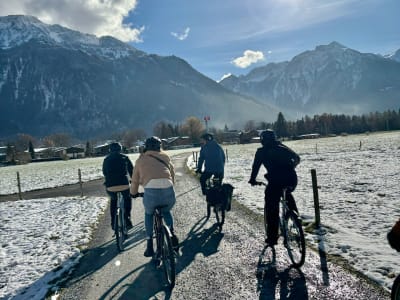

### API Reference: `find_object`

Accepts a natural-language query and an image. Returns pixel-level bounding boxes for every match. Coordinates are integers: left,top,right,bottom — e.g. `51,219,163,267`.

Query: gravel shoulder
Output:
40,152,390,299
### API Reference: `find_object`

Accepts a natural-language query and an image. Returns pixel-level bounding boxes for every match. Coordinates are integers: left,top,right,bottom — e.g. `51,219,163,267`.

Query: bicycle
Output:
392,273,400,300
134,193,176,289
205,176,227,230
114,191,129,252
256,182,306,268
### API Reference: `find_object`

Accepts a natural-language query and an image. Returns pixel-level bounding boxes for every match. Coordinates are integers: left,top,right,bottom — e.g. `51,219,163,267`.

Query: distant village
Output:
0,130,323,166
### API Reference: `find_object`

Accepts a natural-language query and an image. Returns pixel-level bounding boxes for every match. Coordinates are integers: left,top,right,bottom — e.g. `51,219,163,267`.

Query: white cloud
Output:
0,0,143,42
171,27,190,41
232,50,264,68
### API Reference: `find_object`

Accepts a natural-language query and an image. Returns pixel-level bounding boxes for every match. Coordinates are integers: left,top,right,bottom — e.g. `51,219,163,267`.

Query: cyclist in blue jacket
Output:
248,129,300,246
196,133,226,195
102,142,134,230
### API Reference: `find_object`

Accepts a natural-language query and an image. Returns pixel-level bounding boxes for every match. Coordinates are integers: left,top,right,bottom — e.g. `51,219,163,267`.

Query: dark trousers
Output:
107,189,132,225
200,172,223,195
264,184,298,244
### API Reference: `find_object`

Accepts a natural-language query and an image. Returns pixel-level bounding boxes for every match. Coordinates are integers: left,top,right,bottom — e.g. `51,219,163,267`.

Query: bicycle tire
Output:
263,204,268,243
161,225,176,288
392,274,400,300
214,205,225,230
115,208,125,252
283,210,305,268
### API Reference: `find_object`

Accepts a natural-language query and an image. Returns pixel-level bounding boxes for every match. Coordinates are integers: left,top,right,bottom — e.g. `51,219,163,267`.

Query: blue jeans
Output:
143,186,176,239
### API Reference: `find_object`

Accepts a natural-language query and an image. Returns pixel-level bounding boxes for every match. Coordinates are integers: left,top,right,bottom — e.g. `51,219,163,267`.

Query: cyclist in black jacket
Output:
103,142,134,230
248,129,300,246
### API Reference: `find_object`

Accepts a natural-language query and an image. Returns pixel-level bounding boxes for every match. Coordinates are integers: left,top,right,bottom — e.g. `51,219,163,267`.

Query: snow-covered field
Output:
0,132,399,299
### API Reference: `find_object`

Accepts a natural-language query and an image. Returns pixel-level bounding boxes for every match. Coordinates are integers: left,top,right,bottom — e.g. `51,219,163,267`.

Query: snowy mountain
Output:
0,15,277,139
220,42,400,116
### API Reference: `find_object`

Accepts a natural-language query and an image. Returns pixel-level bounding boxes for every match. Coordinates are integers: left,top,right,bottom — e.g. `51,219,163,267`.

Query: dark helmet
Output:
201,133,214,141
109,142,122,152
145,136,162,151
260,129,276,146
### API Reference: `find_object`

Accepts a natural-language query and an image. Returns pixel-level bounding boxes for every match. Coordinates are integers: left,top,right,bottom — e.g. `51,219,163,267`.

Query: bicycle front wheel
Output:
115,209,125,252
284,210,306,268
161,225,176,289
392,274,400,300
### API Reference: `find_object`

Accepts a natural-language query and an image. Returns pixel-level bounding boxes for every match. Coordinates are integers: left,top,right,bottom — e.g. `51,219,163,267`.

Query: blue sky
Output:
1,0,399,81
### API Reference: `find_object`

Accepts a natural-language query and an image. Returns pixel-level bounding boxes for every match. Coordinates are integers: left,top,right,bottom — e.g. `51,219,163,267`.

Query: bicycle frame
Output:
258,182,305,268
115,192,127,252
153,206,176,288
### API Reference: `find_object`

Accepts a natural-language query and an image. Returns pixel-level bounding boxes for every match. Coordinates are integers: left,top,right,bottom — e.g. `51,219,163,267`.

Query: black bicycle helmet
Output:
260,129,276,146
201,133,214,141
109,142,122,152
145,136,162,151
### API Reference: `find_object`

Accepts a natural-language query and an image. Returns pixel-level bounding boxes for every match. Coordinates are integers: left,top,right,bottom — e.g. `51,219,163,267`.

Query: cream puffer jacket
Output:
130,150,175,195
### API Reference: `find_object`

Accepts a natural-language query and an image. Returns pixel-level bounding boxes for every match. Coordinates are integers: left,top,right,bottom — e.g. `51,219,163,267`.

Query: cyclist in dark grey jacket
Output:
102,142,134,230
196,133,226,195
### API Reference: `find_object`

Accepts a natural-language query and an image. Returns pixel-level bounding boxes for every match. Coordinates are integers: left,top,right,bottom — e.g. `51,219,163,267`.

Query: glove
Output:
248,179,257,186
130,193,143,198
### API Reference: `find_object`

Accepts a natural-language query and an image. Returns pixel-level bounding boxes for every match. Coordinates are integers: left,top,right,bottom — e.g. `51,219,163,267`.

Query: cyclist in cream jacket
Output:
130,136,179,257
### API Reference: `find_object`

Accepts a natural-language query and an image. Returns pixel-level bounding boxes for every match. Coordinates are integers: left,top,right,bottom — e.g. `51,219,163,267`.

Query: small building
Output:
66,146,86,159
94,143,111,156
239,130,260,144
162,136,192,150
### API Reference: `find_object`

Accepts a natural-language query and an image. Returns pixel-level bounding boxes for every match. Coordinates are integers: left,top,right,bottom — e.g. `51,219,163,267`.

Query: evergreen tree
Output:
274,112,288,138
28,141,35,159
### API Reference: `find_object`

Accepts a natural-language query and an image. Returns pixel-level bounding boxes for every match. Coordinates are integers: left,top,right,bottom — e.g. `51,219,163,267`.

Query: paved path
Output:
32,152,390,299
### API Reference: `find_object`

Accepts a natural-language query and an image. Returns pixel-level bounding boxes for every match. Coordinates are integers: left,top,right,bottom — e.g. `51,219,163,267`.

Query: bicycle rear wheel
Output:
115,208,125,252
161,225,176,289
283,210,305,268
392,274,400,300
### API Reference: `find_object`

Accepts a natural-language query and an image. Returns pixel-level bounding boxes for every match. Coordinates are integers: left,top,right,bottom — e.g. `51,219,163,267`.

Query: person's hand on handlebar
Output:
130,192,144,198
248,179,265,186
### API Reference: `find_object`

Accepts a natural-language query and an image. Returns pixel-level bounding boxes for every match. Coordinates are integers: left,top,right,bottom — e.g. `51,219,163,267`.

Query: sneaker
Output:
171,234,179,250
126,219,133,230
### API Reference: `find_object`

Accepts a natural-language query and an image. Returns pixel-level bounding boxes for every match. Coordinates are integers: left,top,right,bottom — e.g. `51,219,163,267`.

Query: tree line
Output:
246,109,400,139
2,109,400,154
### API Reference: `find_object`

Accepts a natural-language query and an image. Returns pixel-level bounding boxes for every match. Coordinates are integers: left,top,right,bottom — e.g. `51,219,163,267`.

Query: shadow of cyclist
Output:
175,220,224,274
256,245,308,300
100,261,173,300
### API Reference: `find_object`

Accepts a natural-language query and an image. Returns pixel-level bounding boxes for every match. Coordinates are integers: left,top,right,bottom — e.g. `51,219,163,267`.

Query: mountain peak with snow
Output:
0,15,143,59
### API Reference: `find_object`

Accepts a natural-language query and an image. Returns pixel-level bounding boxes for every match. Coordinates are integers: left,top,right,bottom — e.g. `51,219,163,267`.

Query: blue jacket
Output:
197,140,225,174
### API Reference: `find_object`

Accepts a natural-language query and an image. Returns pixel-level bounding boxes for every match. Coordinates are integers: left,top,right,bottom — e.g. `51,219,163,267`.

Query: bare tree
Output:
181,116,204,143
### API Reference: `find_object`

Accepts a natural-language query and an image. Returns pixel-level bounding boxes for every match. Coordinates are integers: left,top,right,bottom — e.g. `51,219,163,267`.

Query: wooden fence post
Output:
311,169,320,227
78,168,83,197
17,171,22,200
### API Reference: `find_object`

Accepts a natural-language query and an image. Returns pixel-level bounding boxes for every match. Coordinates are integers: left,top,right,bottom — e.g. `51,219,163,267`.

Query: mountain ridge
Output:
220,41,400,116
0,15,278,139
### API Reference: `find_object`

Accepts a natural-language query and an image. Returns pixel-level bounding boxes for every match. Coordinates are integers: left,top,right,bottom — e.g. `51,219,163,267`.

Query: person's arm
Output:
130,163,140,195
249,149,262,185
126,157,134,178
197,147,205,172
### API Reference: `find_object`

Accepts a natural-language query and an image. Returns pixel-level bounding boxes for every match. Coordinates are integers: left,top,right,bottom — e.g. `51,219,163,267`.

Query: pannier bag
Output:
206,183,234,211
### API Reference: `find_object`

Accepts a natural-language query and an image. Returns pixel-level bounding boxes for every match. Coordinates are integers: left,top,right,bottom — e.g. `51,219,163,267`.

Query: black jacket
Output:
250,142,300,187
102,152,134,187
